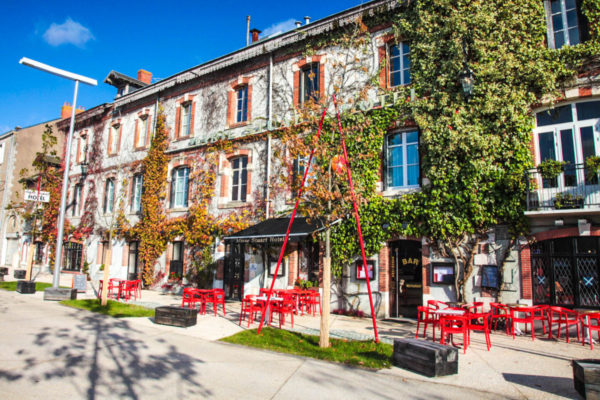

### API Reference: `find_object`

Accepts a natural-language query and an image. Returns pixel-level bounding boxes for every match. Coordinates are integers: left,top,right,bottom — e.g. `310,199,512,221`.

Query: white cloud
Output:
261,18,298,39
43,18,94,47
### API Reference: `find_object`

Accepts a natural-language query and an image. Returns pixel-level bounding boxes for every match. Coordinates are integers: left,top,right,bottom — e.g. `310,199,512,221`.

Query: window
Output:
128,241,139,280
180,103,192,137
131,174,143,213
72,184,82,216
170,241,184,277
109,124,120,155
231,156,248,202
136,116,148,148
63,242,83,272
170,167,189,208
34,242,44,264
432,263,455,284
103,178,115,214
386,130,419,189
535,100,600,187
0,143,4,164
236,86,249,123
300,63,320,104
545,0,589,49
389,43,411,87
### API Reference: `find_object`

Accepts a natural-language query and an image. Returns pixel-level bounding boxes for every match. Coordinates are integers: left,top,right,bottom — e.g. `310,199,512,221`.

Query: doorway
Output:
389,240,422,318
224,242,244,300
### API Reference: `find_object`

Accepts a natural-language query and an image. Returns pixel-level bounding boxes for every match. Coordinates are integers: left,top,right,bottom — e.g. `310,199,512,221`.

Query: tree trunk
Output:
25,242,35,281
320,229,331,348
100,241,112,306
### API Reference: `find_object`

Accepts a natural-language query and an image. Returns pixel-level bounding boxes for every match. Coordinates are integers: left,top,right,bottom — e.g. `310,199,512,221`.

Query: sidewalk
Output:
15,272,586,399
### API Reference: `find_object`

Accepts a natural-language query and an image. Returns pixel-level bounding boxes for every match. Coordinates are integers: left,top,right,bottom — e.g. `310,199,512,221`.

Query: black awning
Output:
224,217,324,244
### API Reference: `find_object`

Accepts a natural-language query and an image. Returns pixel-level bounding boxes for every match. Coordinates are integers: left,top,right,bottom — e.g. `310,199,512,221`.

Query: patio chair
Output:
416,306,438,341
181,288,203,311
547,306,580,343
272,295,295,328
580,312,600,350
532,305,549,336
510,306,537,341
427,300,448,310
489,302,511,335
465,305,491,350
208,289,226,316
239,295,263,327
439,314,469,354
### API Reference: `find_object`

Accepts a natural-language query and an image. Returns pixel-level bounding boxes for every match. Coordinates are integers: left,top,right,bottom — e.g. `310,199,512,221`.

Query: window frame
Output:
231,156,248,202
170,166,190,209
131,174,143,213
108,124,121,155
545,0,586,49
103,178,115,214
385,129,420,190
236,85,249,124
180,102,192,138
387,42,411,88
136,115,148,148
72,183,82,216
300,63,320,104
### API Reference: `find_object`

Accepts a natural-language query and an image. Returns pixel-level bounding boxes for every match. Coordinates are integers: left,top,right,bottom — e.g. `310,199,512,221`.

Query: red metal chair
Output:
465,305,491,351
439,314,469,354
463,302,484,314
209,289,226,316
239,295,263,327
416,306,438,341
532,305,549,336
580,312,600,350
272,295,295,328
547,306,580,343
427,300,448,310
305,291,321,316
107,279,121,299
489,302,511,335
181,288,203,311
510,306,537,341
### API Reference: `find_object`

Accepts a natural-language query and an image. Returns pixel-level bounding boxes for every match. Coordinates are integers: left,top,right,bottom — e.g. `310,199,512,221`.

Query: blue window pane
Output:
553,14,564,31
388,147,403,166
388,167,404,187
576,101,600,120
407,165,419,186
567,10,578,28
536,105,573,126
551,0,561,14
406,131,418,143
554,32,565,49
569,27,580,45
391,56,401,74
407,144,418,164
566,0,576,9
581,126,596,160
390,44,400,57
388,133,402,146
538,132,556,161
403,70,411,84
402,43,410,54
403,54,410,69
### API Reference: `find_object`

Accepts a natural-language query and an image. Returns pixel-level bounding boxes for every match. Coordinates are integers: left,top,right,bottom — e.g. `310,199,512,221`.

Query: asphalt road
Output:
0,290,508,399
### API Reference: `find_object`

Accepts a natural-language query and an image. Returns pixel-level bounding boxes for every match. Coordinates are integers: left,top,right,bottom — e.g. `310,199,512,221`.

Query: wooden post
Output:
320,253,331,348
25,242,35,281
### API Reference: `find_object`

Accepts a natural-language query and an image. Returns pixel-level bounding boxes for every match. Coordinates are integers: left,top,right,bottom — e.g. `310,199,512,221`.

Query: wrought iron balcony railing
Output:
526,163,600,212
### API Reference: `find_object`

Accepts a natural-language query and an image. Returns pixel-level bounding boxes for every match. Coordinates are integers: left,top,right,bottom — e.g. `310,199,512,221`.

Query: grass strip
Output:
0,281,56,291
221,327,393,369
60,299,155,318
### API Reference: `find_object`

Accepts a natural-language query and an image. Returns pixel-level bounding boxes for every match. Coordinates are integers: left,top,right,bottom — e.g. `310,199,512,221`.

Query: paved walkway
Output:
3,273,591,399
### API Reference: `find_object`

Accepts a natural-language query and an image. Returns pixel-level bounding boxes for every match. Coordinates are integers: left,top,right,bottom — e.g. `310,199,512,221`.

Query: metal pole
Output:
52,80,79,288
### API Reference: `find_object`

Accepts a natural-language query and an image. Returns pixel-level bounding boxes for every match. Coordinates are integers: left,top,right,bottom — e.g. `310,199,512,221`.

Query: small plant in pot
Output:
554,192,584,209
537,159,567,180
585,155,600,181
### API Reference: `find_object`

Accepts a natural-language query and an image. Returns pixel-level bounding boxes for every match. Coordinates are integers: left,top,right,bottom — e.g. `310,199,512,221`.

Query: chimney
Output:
295,21,302,28
304,16,311,25
61,102,85,119
137,69,152,85
250,28,261,43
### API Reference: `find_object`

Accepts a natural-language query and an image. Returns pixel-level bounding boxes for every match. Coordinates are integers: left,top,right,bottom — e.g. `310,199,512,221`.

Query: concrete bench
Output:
393,338,458,377
154,306,197,327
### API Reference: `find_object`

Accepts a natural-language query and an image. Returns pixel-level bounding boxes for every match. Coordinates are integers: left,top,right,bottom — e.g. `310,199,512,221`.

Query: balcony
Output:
526,163,600,216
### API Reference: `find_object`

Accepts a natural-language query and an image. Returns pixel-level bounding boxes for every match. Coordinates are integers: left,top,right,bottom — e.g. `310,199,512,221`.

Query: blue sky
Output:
0,0,367,134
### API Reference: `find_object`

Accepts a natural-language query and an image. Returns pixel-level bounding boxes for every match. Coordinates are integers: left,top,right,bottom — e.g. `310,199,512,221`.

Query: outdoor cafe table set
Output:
416,300,600,352
98,278,142,301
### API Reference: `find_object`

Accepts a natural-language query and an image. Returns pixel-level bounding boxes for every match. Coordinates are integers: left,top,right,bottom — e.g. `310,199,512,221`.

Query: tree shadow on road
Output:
0,309,211,399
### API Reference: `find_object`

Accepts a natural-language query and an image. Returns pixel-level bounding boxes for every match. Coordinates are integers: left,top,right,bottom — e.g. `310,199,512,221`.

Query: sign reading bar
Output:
24,190,50,203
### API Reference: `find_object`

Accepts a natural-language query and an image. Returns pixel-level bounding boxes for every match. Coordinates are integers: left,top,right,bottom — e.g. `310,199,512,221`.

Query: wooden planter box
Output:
154,306,197,328
13,270,26,279
573,359,600,399
17,280,36,294
393,338,458,377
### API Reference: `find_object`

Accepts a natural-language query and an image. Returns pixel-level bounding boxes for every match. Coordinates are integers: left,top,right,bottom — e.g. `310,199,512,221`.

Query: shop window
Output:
128,241,140,280
63,242,83,272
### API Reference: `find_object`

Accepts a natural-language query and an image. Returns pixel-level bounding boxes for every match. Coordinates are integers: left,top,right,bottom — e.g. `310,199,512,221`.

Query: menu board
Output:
481,265,499,289
356,260,376,280
72,274,87,293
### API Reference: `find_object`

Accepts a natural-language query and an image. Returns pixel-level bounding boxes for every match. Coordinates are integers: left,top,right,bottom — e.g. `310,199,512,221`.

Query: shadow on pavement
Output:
0,310,211,399
503,373,575,398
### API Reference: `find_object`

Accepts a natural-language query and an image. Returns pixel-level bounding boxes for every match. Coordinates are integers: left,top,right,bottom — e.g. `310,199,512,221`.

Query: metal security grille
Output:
62,242,82,272
531,237,600,308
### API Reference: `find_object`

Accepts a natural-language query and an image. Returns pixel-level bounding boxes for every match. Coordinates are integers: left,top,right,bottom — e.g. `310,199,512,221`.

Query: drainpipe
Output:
265,55,273,219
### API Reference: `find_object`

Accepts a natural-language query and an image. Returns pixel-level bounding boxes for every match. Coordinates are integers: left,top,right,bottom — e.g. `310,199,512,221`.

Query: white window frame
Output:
180,103,192,137
170,167,189,208
109,124,120,154
231,156,248,202
103,179,115,214
534,100,600,187
131,174,143,213
388,42,411,87
386,130,420,190
236,86,248,123
545,0,581,49
72,184,82,216
0,142,5,164
300,63,320,104
136,116,148,148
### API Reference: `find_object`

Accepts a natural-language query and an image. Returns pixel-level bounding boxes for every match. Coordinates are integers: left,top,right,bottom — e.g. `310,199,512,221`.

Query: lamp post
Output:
458,65,475,101
19,57,97,294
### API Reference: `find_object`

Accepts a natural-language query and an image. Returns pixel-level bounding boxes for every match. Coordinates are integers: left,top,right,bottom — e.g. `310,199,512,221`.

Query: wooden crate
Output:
393,338,458,377
573,359,600,399
13,270,26,279
154,306,197,328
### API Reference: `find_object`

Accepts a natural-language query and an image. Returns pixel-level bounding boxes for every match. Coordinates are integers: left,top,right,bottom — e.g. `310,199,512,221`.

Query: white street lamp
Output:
19,57,97,295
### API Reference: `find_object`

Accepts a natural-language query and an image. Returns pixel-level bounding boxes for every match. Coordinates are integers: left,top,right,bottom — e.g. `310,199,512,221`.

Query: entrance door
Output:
224,242,244,300
389,240,422,318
